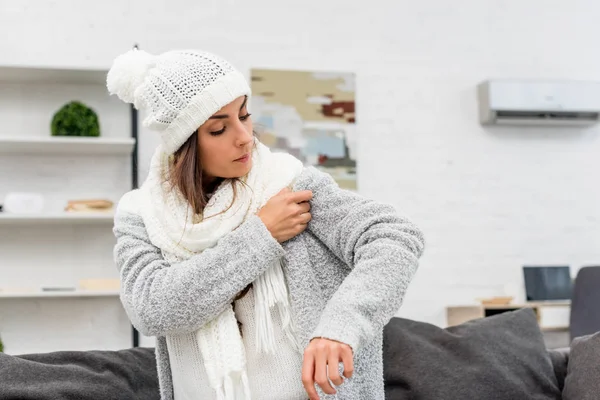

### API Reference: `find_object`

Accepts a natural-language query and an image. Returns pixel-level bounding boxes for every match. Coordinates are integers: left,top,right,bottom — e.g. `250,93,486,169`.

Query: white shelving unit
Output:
0,212,114,226
0,136,135,156
0,65,108,84
0,60,138,353
0,289,120,299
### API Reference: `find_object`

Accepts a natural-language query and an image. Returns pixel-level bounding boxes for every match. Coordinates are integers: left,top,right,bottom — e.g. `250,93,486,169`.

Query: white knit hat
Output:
106,48,251,154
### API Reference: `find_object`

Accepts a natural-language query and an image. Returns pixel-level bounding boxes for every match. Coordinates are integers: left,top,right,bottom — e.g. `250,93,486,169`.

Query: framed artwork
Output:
250,68,357,190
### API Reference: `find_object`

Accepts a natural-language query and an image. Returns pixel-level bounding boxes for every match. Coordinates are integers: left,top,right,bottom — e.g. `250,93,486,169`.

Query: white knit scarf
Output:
138,140,304,399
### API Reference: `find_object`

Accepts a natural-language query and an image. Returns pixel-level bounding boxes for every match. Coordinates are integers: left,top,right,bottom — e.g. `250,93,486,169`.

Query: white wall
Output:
1,0,599,351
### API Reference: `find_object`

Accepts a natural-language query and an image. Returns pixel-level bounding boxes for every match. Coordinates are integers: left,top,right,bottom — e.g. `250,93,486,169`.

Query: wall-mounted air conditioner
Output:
477,79,600,126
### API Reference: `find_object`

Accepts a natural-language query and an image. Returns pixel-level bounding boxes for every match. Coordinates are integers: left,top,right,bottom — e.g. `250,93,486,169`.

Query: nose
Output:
234,121,254,148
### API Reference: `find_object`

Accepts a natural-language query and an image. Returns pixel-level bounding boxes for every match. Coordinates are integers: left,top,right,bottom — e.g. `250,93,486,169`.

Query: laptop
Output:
523,265,573,302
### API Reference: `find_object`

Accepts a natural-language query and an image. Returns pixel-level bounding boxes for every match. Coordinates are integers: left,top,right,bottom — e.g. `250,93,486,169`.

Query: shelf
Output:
0,65,108,84
0,213,114,226
0,136,135,156
541,326,569,332
0,289,120,299
481,300,571,310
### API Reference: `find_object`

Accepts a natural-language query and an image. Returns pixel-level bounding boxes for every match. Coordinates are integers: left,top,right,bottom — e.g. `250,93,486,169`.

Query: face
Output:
197,95,254,181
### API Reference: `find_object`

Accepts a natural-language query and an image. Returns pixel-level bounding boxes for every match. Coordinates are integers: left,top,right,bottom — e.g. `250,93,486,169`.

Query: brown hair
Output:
168,129,258,218
168,129,257,333
168,131,235,217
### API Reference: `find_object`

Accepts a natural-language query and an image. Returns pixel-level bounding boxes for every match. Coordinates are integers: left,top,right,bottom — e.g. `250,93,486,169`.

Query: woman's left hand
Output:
301,337,354,400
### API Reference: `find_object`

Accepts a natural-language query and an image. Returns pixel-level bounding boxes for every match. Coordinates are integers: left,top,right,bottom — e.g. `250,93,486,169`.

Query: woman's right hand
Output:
257,188,313,243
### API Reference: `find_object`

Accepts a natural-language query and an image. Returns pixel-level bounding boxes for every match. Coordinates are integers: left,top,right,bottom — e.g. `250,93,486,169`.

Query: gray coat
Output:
113,166,425,399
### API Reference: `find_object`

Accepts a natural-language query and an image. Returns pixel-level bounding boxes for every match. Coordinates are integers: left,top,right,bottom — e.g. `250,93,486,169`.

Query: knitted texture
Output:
131,140,304,398
165,287,307,399
113,166,426,399
106,48,251,154
233,287,306,399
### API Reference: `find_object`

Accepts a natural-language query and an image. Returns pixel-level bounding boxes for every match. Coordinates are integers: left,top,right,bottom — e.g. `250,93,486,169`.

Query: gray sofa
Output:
0,309,597,400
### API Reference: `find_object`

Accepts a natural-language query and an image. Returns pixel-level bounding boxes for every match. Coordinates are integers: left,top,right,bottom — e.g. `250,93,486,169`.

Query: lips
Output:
234,154,250,162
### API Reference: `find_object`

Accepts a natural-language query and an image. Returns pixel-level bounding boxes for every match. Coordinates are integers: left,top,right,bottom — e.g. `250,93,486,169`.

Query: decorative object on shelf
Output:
3,192,45,214
0,285,120,298
40,287,77,292
64,199,113,213
477,296,514,306
51,101,100,137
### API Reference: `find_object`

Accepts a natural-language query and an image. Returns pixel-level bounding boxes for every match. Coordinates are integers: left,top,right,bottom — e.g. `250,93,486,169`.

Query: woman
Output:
108,48,424,400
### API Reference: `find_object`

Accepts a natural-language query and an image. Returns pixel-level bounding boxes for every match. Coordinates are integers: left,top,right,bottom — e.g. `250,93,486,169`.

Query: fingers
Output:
341,347,354,379
298,201,311,214
314,346,336,395
298,212,312,224
293,201,311,227
328,352,344,386
302,350,319,400
302,339,353,400
289,189,313,203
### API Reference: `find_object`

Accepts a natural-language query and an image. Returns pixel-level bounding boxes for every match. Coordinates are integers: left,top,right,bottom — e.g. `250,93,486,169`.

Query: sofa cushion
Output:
562,332,600,400
0,347,159,400
383,308,561,400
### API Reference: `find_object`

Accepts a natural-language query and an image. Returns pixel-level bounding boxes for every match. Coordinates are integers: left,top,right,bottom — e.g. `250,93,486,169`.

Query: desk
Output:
446,301,571,332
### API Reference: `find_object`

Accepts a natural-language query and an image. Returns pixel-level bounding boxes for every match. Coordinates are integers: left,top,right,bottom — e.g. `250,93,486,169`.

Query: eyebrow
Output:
209,96,248,120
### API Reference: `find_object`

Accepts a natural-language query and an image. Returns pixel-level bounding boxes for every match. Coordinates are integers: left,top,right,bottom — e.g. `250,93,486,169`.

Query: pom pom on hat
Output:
106,48,155,105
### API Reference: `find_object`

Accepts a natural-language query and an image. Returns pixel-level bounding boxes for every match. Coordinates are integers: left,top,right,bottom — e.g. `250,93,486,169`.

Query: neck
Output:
202,176,224,197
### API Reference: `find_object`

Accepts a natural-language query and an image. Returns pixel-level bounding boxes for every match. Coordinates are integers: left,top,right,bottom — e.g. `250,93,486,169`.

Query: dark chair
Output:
569,266,600,341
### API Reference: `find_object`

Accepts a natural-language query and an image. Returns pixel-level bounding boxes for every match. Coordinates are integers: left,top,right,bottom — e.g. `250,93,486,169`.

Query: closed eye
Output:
209,127,225,136
209,113,251,136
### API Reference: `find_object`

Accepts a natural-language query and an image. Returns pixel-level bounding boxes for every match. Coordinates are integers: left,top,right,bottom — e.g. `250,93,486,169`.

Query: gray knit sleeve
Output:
113,210,284,337
296,167,425,353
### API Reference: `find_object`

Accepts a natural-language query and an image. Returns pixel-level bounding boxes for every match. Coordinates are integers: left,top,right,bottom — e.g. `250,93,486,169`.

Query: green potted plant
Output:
0,335,4,353
51,101,101,137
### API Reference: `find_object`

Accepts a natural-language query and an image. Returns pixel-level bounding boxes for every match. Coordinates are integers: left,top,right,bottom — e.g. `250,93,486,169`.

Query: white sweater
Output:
166,286,307,400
